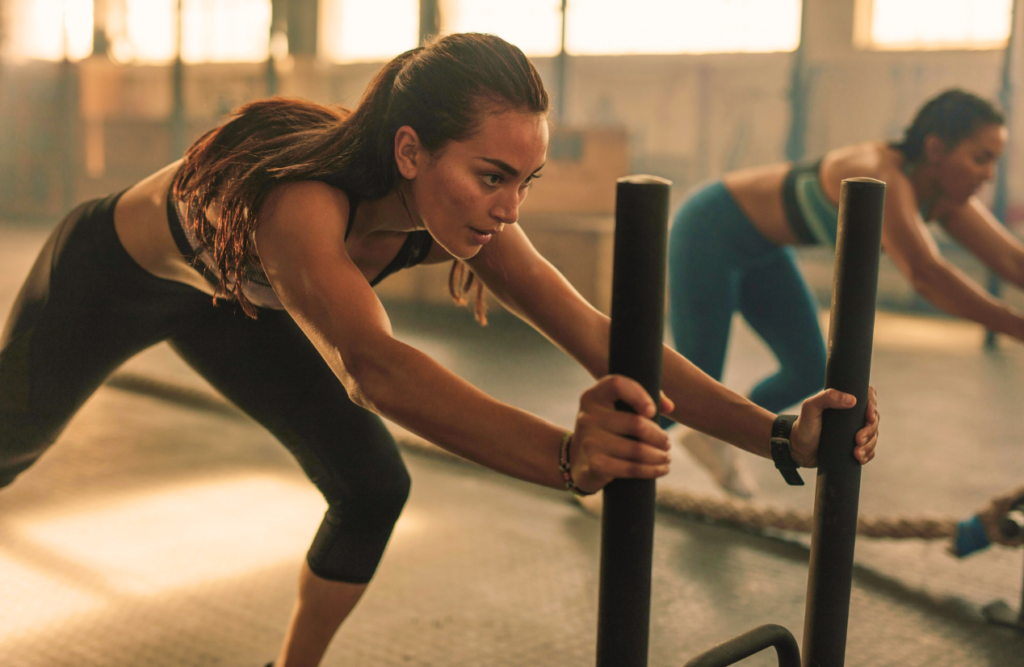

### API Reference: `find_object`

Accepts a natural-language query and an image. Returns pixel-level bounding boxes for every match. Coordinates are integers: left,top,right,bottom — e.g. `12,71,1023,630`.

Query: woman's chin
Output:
435,237,481,261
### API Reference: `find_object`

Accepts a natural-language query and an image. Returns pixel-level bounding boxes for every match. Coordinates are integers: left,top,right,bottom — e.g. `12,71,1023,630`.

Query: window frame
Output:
853,0,1013,52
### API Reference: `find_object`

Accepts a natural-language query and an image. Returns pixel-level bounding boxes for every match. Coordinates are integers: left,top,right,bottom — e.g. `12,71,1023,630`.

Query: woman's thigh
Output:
167,307,409,512
667,183,748,381
737,248,826,392
0,194,208,486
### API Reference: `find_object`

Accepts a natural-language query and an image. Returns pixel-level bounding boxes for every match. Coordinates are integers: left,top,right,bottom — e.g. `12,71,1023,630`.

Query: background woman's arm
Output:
880,170,1024,339
939,196,1024,289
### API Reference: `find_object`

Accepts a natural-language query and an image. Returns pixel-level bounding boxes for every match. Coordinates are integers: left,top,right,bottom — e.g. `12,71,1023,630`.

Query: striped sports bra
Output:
166,183,434,310
781,160,840,246
782,159,930,247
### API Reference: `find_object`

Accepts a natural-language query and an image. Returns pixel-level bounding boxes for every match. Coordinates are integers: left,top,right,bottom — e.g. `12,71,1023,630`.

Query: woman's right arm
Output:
879,168,1024,339
253,182,671,493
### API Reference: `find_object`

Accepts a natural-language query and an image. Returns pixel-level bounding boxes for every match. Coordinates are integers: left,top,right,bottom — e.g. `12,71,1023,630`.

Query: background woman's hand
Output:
568,375,674,493
790,386,879,468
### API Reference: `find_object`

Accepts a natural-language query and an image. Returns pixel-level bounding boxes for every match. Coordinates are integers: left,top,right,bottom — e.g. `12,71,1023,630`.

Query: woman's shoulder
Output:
824,142,911,187
261,180,355,231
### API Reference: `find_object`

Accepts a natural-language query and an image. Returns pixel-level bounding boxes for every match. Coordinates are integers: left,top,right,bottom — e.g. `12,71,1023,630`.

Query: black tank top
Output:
166,183,434,310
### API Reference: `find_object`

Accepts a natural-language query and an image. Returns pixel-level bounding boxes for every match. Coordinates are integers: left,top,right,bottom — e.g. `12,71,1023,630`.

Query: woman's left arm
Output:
940,197,1024,288
467,225,878,465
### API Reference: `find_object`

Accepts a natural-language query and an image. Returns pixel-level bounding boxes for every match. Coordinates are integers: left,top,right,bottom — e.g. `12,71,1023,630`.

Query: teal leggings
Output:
666,181,826,417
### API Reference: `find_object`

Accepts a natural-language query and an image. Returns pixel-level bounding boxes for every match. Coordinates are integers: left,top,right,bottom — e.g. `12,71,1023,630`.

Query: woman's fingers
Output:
792,388,859,467
804,388,857,416
797,385,878,466
587,429,672,465
659,390,675,416
854,385,879,464
586,451,671,481
580,408,670,450
572,375,674,490
855,430,877,464
583,375,658,419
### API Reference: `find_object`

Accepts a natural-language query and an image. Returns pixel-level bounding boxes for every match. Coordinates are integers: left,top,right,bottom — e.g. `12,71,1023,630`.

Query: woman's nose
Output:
492,192,520,224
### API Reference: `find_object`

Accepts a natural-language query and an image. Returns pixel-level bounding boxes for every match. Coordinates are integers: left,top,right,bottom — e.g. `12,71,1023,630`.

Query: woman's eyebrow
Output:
477,158,546,177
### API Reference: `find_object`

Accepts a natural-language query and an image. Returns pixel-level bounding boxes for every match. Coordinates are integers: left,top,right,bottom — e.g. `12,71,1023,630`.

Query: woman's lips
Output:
469,227,495,245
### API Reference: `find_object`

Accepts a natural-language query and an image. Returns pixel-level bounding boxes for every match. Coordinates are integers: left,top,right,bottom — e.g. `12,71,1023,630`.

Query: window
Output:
320,0,419,63
109,0,177,64
3,0,94,62
856,0,1013,50
565,0,801,55
181,0,271,63
106,0,271,65
440,0,563,57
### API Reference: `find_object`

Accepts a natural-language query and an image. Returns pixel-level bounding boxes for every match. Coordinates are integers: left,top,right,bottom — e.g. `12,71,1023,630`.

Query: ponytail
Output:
174,34,547,321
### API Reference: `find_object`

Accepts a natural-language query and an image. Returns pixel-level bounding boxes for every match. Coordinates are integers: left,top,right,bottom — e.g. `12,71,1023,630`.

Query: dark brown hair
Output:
173,32,550,321
891,88,1004,164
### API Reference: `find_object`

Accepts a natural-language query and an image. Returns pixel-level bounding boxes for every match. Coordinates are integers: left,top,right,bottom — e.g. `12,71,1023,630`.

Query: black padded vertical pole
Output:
596,175,672,667
802,178,885,667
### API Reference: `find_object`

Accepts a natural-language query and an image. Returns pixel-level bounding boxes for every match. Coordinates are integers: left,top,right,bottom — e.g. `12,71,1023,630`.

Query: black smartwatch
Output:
770,414,804,486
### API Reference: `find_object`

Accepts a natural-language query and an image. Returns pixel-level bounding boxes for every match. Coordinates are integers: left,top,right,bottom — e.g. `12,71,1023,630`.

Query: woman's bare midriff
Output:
720,142,895,248
114,161,219,295
722,163,796,246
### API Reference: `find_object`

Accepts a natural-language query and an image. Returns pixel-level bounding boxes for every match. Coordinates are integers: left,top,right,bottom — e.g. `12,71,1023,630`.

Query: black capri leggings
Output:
0,192,410,584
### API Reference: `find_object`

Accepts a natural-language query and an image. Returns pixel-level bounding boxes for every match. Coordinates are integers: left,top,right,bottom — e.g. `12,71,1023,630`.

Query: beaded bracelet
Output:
558,432,595,497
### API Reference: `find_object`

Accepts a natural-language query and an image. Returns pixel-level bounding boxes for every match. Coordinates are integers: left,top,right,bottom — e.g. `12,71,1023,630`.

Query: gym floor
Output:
0,223,1022,666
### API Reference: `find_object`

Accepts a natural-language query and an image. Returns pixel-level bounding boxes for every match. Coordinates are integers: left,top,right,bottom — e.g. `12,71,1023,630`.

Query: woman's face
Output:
401,109,548,259
930,122,1007,203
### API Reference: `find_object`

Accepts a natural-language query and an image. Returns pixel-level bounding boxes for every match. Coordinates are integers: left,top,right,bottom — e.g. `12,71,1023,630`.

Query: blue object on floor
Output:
952,515,991,557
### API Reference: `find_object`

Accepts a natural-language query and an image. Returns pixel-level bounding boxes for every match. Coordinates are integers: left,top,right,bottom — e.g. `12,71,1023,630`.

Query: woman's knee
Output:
305,456,411,583
781,351,827,404
798,339,828,389
353,460,412,528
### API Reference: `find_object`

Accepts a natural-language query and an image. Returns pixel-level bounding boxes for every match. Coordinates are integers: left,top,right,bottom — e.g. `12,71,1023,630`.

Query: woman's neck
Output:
901,155,943,212
349,182,424,240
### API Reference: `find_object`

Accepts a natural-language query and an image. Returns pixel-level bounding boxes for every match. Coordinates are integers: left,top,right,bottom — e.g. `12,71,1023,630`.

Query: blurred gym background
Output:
0,0,1021,315
2,3,1023,666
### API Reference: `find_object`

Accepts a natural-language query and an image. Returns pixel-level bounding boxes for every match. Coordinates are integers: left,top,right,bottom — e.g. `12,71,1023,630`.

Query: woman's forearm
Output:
913,259,1024,337
660,348,775,458
352,337,567,488
553,311,775,458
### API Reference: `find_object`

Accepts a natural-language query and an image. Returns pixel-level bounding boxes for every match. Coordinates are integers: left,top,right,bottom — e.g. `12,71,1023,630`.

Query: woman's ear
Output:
923,134,948,164
395,126,422,179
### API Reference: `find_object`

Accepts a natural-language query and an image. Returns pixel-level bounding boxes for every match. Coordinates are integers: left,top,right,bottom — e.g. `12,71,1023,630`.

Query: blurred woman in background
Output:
667,89,1006,498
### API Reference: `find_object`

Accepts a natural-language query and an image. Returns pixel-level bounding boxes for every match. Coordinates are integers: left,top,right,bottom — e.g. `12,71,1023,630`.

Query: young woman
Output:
0,34,878,667
667,88,1005,498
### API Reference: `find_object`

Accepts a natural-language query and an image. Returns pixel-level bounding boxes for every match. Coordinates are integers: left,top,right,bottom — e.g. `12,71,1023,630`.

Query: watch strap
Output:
770,414,804,486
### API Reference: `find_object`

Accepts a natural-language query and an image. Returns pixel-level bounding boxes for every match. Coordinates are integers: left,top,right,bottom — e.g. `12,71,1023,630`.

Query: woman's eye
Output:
483,174,502,186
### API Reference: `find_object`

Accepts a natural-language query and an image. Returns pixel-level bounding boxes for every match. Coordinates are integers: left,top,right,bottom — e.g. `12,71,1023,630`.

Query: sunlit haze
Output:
182,0,271,63
566,0,802,55
5,0,93,62
442,0,564,57
0,0,1016,63
868,0,1012,50
320,0,419,63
